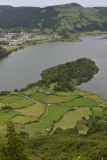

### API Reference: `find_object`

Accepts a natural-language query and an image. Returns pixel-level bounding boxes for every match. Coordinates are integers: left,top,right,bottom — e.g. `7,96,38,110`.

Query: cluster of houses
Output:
0,32,53,45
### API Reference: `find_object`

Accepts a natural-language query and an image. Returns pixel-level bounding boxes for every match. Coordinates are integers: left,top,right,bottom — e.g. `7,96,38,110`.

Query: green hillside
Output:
0,3,107,32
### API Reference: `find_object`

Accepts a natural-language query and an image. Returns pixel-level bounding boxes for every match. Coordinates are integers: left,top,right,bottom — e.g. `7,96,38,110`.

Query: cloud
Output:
0,0,107,7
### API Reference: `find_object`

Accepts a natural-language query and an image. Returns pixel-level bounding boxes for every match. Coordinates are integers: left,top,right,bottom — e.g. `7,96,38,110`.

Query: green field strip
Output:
47,95,78,104
1,95,23,104
15,103,45,118
11,115,37,124
0,110,18,121
62,97,98,107
9,98,34,109
30,92,46,103
23,86,40,96
91,107,104,116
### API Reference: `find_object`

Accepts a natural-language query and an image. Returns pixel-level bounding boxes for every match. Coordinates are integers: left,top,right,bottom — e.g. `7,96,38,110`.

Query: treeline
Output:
0,46,9,58
29,120,107,160
0,120,107,160
41,58,99,91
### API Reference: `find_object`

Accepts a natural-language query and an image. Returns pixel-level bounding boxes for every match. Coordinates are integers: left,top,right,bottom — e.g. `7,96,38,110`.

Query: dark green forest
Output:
0,47,9,58
0,3,107,32
41,58,99,91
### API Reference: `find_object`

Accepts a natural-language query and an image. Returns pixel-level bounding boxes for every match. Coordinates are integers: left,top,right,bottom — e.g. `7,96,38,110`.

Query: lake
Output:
0,35,107,100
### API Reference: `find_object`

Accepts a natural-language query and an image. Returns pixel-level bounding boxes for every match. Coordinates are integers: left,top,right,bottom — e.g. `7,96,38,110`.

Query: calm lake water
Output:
0,35,107,100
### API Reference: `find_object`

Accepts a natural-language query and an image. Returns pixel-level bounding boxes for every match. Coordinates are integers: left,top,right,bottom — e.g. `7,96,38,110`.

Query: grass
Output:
26,105,70,137
75,88,94,95
84,93,107,107
23,86,40,95
91,107,103,116
9,98,34,109
62,97,98,107
11,115,36,124
53,107,91,130
0,102,5,110
1,96,23,104
55,91,77,96
5,45,19,52
49,83,57,90
0,121,7,137
47,95,78,104
0,96,6,100
0,110,17,121
30,92,46,103
15,103,45,118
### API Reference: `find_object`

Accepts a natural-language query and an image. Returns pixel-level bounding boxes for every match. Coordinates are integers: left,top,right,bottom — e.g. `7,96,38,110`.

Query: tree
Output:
3,121,29,160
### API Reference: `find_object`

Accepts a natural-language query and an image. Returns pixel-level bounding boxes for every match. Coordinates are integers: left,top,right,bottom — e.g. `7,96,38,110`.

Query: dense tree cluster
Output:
0,47,9,58
41,58,99,91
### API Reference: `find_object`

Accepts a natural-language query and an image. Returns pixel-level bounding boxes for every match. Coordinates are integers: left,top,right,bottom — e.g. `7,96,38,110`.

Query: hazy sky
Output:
0,0,107,7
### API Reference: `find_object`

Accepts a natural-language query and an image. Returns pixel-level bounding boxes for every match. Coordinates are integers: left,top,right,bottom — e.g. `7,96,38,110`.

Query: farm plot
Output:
26,105,70,137
11,115,36,124
1,96,23,104
38,87,51,94
62,97,97,107
0,110,17,121
91,107,103,116
0,121,7,137
23,86,40,95
30,92,46,103
84,93,107,107
47,95,78,104
9,98,34,109
53,107,91,131
55,91,78,96
75,88,94,95
15,103,45,118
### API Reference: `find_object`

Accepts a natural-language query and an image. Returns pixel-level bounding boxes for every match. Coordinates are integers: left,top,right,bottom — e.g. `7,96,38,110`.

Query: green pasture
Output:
23,86,40,95
55,91,77,96
0,110,17,121
9,98,34,109
91,107,103,116
0,121,7,137
11,115,36,124
30,92,46,103
1,96,23,104
47,95,78,104
0,96,6,100
26,105,70,137
15,103,45,118
75,88,94,95
53,107,90,131
0,102,5,109
62,97,97,107
84,93,107,107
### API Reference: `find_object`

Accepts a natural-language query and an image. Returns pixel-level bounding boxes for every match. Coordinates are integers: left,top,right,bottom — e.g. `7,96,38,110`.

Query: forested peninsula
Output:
40,58,99,91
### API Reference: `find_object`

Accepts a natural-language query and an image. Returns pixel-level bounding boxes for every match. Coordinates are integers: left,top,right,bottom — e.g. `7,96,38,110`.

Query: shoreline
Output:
0,32,107,102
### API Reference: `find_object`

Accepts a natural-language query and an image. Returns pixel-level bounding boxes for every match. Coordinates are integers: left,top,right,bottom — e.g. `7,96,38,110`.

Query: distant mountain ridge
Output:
0,3,107,33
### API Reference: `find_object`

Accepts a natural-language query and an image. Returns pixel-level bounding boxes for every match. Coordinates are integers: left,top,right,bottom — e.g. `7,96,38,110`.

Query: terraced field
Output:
0,85,106,137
